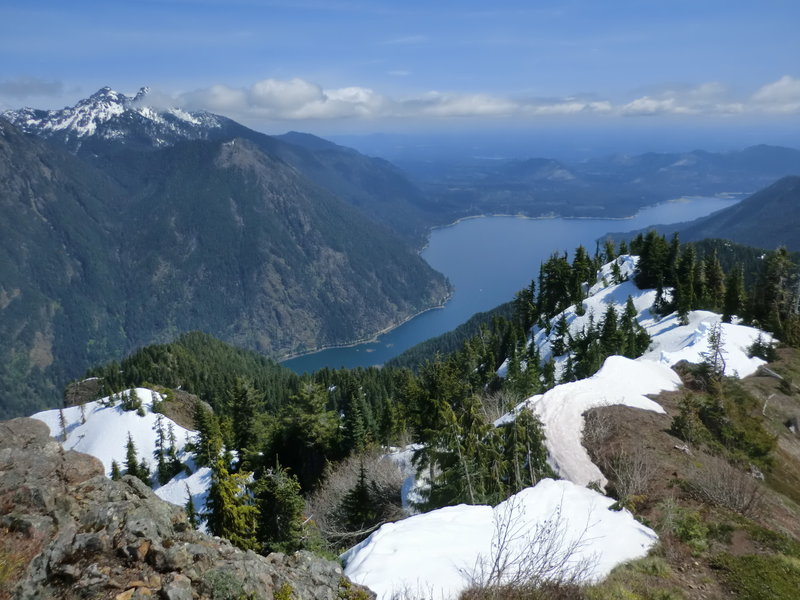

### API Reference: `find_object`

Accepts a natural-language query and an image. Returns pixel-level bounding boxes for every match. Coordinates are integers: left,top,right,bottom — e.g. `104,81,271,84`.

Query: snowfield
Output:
32,388,206,510
498,356,678,488
343,479,658,600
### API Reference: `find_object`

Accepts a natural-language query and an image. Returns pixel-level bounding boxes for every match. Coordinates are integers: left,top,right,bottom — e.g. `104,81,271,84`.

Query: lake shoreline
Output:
417,194,744,252
277,294,452,363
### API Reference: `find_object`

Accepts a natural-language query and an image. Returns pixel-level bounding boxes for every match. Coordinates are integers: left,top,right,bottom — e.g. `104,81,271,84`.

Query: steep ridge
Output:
0,118,127,416
0,417,372,599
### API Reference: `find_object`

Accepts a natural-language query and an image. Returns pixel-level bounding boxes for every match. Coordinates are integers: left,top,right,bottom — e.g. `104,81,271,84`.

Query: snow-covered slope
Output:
3,86,223,148
344,254,774,599
343,479,657,600
31,388,206,510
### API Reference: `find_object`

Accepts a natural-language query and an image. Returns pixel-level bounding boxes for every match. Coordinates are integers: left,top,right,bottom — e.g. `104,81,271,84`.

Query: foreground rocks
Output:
0,418,373,600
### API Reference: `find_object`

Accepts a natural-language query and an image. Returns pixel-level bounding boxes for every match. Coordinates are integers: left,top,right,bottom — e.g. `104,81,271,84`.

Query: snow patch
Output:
342,479,657,600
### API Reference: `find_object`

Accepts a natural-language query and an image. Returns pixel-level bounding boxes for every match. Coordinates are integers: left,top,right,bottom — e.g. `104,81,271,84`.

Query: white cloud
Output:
752,75,800,113
171,75,800,124
621,82,746,117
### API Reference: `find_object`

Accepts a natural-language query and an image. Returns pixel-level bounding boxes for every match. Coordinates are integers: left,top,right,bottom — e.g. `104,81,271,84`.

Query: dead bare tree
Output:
307,449,406,548
462,494,597,598
686,452,763,517
604,446,656,502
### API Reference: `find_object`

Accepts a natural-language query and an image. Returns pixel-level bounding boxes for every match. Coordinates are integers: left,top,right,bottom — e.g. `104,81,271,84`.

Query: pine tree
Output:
704,250,726,311
228,379,261,465
205,456,259,551
340,462,379,533
254,462,305,554
193,402,223,467
551,314,570,356
58,408,67,442
124,432,140,480
722,264,745,323
184,483,199,528
110,460,122,481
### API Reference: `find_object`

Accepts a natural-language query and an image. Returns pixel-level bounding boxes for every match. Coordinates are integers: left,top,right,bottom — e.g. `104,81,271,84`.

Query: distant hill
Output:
401,144,800,221
674,176,800,250
610,176,800,252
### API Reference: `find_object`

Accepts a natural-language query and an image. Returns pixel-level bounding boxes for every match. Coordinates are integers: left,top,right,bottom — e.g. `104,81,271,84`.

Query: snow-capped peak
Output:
2,86,223,147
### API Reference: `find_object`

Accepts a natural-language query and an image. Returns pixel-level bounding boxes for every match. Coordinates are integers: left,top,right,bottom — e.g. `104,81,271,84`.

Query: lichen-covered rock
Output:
0,418,374,600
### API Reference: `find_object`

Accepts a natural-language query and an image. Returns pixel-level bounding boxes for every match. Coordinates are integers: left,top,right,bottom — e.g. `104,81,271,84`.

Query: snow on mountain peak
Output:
2,86,223,145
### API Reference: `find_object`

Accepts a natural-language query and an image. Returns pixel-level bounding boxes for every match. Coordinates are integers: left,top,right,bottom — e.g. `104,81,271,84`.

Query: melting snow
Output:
31,388,204,509
343,479,657,600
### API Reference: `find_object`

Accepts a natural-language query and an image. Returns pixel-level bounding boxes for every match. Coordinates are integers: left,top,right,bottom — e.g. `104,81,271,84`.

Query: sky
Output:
1,0,799,154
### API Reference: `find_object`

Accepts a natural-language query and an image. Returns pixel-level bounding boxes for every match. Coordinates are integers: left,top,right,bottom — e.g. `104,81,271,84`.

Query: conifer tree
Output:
340,462,379,533
184,483,199,528
110,460,122,481
704,250,726,311
551,314,570,356
722,264,745,323
206,456,259,551
58,408,67,442
193,402,223,467
253,462,305,554
228,379,261,465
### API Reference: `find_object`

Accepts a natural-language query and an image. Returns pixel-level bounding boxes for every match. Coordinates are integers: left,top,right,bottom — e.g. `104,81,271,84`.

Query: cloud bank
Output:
173,75,800,123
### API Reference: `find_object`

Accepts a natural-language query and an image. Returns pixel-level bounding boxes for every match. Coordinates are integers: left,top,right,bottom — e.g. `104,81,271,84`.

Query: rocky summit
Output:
0,418,373,600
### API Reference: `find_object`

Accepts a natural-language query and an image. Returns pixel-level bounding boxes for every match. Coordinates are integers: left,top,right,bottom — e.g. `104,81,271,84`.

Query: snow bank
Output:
32,388,200,508
502,356,679,487
643,310,770,378
343,479,657,600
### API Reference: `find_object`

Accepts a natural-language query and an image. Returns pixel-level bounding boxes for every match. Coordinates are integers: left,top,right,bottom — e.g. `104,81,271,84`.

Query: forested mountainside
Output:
608,176,800,252
671,175,800,250
4,87,436,245
0,109,448,418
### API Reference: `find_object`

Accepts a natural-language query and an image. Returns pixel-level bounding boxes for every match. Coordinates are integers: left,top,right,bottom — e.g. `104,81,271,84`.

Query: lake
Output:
283,195,743,372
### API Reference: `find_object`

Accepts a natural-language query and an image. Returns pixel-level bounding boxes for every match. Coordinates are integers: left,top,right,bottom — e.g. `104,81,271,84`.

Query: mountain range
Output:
0,89,449,417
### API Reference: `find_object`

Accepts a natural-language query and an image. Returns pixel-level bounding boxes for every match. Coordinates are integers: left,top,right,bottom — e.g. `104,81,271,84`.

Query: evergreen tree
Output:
704,250,726,311
253,462,306,554
124,432,140,480
722,264,745,323
635,231,670,290
228,378,261,466
193,401,223,467
184,483,199,528
340,462,379,533
205,456,259,551
110,460,122,481
58,408,67,442
551,314,570,356
599,303,621,355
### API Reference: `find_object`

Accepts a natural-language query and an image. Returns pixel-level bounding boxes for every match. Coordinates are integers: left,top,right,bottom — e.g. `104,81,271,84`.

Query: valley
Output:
284,194,744,372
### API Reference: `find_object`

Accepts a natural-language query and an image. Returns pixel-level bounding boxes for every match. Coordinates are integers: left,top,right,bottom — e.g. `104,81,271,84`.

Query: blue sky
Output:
2,0,799,147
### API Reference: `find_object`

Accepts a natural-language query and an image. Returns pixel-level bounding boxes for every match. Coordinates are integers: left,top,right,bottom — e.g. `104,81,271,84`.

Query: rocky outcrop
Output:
0,418,373,599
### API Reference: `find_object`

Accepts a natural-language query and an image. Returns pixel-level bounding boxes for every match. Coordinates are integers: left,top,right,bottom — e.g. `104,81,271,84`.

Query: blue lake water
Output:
283,195,743,373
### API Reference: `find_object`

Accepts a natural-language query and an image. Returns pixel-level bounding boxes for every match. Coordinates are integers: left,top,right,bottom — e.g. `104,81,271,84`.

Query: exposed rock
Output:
0,418,374,600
